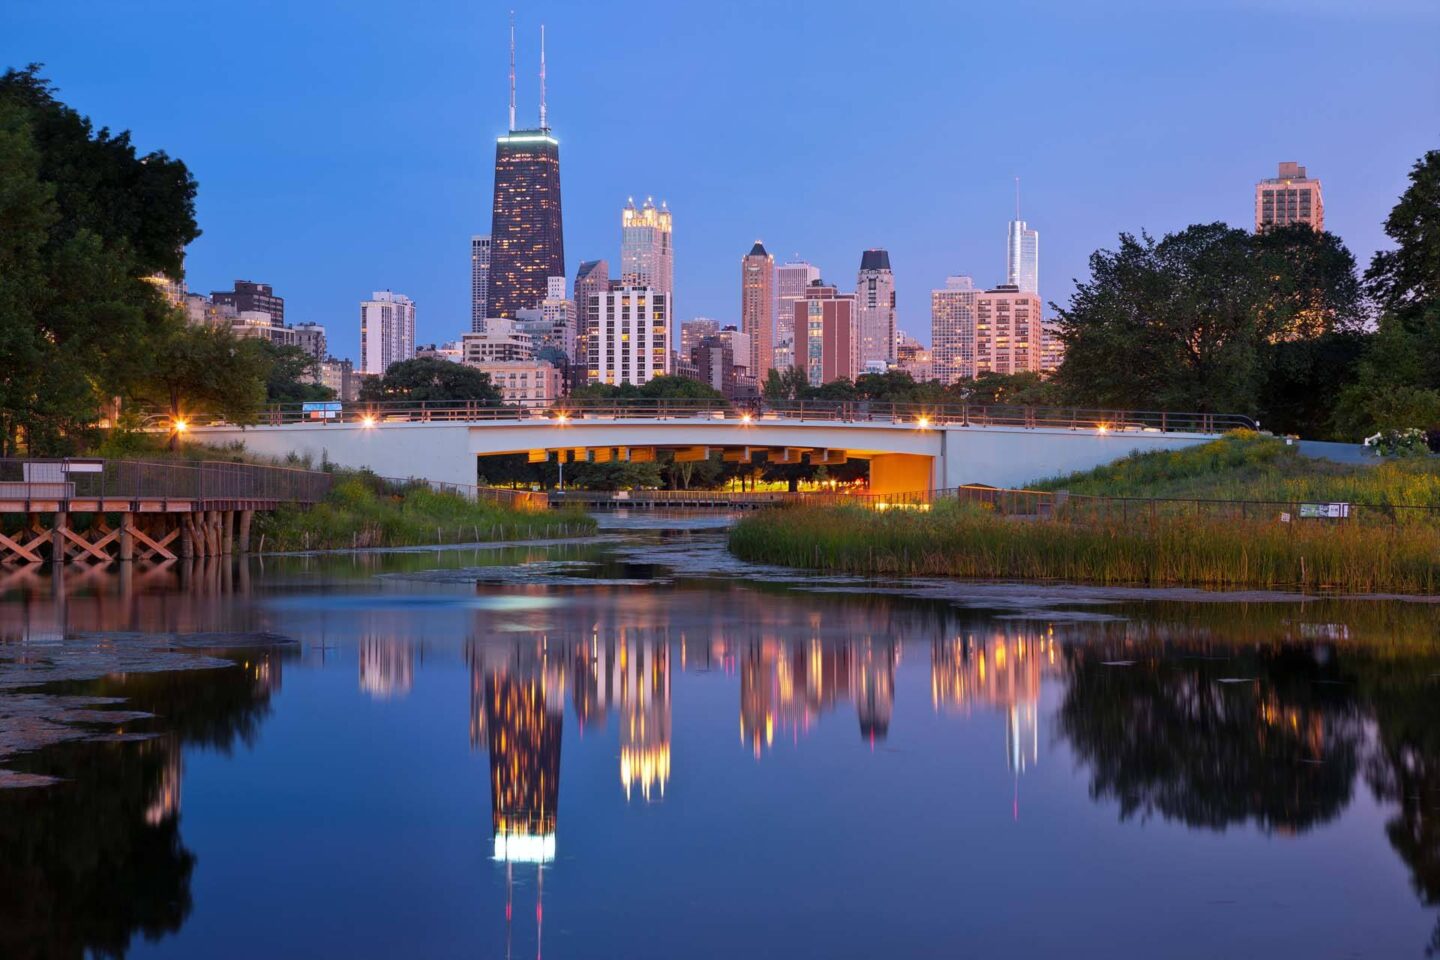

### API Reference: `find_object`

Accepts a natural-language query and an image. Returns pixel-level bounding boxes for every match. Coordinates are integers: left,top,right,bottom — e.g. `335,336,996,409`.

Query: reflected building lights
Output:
359,637,414,699
931,627,1056,775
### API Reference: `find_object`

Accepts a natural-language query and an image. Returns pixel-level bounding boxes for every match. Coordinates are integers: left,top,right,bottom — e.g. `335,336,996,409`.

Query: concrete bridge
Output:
184,401,1252,495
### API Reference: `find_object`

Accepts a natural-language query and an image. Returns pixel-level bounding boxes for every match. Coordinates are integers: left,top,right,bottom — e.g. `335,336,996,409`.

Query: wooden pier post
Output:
118,514,135,563
180,515,195,559
51,512,67,566
221,510,234,556
237,510,254,554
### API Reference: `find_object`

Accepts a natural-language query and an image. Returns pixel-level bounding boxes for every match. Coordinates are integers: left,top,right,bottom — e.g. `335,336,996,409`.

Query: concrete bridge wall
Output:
188,419,1215,493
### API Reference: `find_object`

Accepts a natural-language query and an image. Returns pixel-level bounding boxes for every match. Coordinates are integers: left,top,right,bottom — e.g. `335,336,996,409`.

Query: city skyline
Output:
7,1,1434,364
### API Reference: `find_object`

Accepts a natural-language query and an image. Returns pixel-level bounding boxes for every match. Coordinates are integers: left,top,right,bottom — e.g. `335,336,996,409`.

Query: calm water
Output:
2,516,1438,959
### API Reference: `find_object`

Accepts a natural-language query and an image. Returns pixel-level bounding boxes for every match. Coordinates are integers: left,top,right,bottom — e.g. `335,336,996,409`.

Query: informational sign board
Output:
1299,502,1350,520
302,401,343,421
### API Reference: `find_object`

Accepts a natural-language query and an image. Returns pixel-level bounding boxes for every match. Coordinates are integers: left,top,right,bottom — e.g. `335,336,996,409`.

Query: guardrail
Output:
0,458,332,505
174,399,1257,436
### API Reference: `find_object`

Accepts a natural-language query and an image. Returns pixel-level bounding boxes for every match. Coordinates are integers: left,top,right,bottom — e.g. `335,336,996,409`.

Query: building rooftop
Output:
860,249,891,271
747,241,769,258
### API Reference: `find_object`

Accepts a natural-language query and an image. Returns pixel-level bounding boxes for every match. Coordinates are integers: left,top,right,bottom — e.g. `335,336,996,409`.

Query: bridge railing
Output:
0,458,333,504
176,399,1257,435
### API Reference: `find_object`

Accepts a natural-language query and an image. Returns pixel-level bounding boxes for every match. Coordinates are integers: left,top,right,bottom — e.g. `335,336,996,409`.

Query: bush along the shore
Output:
253,477,595,552
727,499,1440,594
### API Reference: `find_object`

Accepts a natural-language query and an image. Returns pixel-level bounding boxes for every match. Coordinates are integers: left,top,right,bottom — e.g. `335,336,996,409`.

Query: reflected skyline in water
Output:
0,536,1437,958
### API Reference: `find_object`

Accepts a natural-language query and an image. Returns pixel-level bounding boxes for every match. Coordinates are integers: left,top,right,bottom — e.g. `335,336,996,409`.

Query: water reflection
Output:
0,641,289,960
2,549,1440,956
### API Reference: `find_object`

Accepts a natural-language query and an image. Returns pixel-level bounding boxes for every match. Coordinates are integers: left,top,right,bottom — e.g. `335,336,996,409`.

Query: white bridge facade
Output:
187,405,1239,494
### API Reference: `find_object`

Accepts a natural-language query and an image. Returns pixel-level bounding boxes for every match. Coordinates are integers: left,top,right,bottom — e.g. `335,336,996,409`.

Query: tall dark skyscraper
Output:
485,23,565,319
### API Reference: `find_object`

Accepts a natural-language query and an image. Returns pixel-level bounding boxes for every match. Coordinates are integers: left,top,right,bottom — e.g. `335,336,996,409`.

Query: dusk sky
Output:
7,0,1438,362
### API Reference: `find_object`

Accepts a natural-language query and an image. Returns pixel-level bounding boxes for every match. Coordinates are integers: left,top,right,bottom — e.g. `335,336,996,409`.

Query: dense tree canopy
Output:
1333,150,1440,437
0,65,199,453
357,357,502,404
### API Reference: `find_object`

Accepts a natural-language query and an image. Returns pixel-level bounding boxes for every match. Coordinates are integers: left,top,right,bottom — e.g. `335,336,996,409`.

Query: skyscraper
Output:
796,280,857,386
573,259,609,373
931,276,979,383
589,288,670,387
975,285,1042,375
620,197,673,300
775,259,820,368
856,249,896,368
741,242,774,382
471,235,491,332
485,25,564,319
1006,221,1039,295
360,290,416,375
1255,161,1324,232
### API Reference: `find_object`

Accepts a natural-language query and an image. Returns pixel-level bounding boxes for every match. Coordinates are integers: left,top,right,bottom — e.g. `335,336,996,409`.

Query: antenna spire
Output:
1014,176,1021,221
539,23,547,129
507,11,516,131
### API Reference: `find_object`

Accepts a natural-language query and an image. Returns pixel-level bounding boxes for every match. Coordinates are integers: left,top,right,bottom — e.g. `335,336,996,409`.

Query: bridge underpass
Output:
184,402,1251,496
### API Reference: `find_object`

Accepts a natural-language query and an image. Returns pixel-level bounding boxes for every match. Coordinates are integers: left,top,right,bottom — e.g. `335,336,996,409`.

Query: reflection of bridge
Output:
186,400,1253,495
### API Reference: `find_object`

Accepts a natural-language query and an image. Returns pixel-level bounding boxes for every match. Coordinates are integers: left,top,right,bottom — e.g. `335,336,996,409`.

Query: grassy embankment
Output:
728,432,1440,593
254,476,595,552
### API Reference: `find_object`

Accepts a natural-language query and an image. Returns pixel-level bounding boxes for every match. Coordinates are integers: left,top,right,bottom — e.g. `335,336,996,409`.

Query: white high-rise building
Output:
621,198,673,300
1006,220,1039,295
775,259,820,368
930,276,979,384
856,249,896,368
360,291,416,375
471,236,491,333
589,287,670,387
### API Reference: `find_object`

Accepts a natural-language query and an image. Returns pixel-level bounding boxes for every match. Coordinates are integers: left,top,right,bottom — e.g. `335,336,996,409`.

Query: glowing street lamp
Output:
740,412,753,425
359,413,378,429
916,415,931,430
172,418,188,435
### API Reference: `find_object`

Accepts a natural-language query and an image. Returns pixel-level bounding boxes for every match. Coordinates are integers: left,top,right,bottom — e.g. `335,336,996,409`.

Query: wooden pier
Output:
0,459,330,566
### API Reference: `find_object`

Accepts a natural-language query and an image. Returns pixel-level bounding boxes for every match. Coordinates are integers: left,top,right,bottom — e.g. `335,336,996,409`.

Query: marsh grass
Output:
255,477,594,552
729,498,1440,594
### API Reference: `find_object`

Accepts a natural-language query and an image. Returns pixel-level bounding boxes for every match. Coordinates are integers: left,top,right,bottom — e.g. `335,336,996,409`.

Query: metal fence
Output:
796,483,1440,527
177,398,1257,436
0,458,333,504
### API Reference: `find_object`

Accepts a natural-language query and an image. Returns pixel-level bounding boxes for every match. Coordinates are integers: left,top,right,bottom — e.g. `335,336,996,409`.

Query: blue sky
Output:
6,0,1437,360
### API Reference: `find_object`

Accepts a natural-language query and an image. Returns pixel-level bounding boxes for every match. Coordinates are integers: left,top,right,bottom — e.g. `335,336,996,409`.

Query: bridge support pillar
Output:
221,510,234,556
868,454,934,497
180,515,195,559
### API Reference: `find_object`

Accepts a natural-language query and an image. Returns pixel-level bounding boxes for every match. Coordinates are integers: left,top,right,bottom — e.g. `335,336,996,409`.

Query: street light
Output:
360,413,378,429
916,415,931,430
172,418,188,434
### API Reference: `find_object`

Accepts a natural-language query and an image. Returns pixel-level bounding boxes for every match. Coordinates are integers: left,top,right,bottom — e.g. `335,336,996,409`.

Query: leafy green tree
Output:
358,357,502,404
1332,149,1440,437
0,66,199,453
131,321,268,442
1366,149,1440,340
950,371,1061,406
762,365,810,401
252,340,333,403
1053,224,1268,412
638,375,724,400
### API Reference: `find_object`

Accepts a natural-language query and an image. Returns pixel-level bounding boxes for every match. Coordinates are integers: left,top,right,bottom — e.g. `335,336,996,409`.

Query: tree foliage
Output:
0,65,199,453
358,357,502,404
